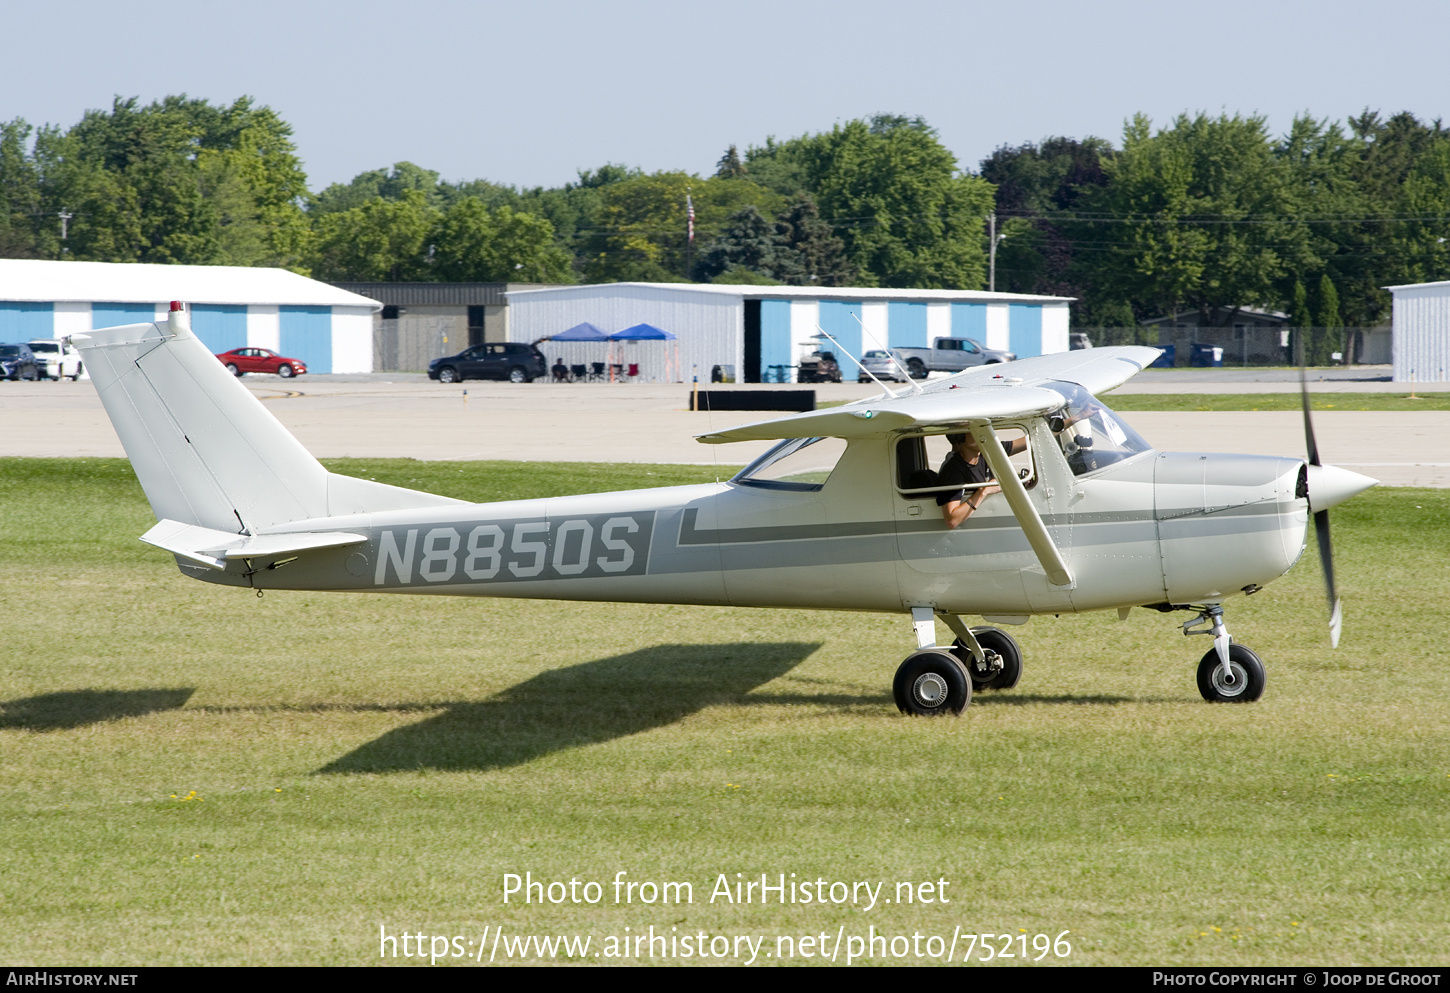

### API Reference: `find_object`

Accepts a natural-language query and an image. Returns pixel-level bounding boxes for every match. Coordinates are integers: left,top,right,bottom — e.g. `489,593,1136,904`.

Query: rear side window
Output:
734,437,848,491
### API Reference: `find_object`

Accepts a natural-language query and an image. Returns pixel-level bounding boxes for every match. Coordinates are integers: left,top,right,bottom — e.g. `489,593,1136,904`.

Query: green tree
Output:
979,136,1116,320
1075,113,1314,324
581,171,782,282
429,199,575,282
312,162,441,215
0,119,42,257
1312,273,1343,364
12,96,309,268
775,195,857,286
793,115,994,288
715,145,746,179
307,190,435,281
697,205,788,281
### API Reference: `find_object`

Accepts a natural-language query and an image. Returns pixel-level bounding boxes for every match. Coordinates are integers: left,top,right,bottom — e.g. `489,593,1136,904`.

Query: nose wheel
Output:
1170,604,1268,703
1196,644,1266,702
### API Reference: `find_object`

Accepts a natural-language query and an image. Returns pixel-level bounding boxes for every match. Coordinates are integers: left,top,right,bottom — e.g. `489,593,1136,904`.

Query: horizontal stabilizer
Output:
141,519,365,571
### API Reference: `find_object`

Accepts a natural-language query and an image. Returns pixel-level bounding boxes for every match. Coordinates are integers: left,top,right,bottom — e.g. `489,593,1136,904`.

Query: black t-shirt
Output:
935,444,1008,506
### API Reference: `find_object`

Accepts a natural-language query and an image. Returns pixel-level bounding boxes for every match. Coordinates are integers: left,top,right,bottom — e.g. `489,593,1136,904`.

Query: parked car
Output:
889,337,1015,378
27,338,85,380
0,343,42,381
428,343,547,383
796,350,842,384
215,347,307,378
857,349,910,383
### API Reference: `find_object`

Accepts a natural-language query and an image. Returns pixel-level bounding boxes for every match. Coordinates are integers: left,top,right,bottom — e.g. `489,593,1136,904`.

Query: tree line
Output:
4,97,1449,329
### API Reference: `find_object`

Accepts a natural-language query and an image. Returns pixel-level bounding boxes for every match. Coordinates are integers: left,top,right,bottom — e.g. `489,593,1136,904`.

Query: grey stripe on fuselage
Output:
664,501,1300,572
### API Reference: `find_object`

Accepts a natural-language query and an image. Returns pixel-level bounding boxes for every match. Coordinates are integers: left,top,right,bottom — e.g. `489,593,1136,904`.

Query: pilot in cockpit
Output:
938,430,1027,529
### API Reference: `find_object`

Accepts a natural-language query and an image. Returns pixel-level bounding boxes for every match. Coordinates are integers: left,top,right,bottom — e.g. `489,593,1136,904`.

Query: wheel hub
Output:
1210,662,1247,697
913,673,949,707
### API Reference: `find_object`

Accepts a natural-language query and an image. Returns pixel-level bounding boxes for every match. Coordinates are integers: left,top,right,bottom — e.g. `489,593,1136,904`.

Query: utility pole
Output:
986,211,997,292
58,210,73,258
988,212,1006,292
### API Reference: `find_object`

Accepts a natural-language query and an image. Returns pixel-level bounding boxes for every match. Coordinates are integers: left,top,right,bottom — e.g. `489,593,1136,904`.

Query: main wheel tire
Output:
71,363,82,381
226,363,241,377
437,366,460,384
508,366,529,383
907,358,927,379
278,364,294,378
1196,644,1266,703
893,650,972,716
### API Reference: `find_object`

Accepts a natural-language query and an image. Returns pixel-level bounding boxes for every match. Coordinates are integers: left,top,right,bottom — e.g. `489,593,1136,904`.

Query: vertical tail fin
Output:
72,305,462,533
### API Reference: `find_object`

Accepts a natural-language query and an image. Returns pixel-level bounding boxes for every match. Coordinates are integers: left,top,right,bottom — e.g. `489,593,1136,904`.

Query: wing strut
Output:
969,419,1075,588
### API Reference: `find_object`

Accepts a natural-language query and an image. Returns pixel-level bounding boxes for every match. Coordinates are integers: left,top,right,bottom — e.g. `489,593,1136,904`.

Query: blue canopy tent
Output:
550,322,610,341
609,323,677,341
608,323,681,381
542,322,611,380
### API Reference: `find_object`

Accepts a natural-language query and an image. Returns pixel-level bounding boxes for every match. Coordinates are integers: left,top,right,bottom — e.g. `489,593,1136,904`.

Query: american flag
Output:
686,192,695,243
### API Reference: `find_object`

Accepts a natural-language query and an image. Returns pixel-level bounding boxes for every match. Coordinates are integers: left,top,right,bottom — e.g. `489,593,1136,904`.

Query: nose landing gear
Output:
1180,604,1266,703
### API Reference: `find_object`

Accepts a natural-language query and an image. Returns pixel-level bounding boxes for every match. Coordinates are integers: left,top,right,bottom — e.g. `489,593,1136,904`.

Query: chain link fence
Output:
1074,326,1389,366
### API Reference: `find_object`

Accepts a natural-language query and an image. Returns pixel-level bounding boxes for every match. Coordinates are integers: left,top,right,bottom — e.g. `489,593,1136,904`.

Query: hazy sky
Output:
9,0,1448,192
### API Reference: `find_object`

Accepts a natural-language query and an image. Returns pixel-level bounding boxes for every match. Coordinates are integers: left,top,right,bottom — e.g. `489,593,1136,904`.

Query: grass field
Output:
2,458,1447,967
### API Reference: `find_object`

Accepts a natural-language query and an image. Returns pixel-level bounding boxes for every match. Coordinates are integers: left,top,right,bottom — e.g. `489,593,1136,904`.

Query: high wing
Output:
697,346,1161,444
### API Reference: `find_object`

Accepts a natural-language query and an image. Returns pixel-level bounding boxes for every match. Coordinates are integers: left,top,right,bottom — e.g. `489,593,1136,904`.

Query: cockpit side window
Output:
734,436,848,491
1044,381,1153,476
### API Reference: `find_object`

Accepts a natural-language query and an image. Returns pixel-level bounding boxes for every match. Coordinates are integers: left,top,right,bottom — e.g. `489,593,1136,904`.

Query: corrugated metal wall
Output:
1393,286,1450,382
507,285,743,383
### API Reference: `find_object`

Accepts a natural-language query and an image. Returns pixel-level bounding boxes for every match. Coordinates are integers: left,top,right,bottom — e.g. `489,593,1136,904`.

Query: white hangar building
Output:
506,283,1072,383
0,259,381,373
1387,279,1450,382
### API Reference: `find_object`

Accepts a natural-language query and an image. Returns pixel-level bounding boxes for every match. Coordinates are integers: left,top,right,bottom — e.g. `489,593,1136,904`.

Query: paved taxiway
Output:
2,371,1447,486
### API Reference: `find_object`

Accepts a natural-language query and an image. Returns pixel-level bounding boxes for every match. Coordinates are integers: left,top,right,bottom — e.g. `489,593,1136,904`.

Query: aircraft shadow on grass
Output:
317,642,827,775
0,687,195,731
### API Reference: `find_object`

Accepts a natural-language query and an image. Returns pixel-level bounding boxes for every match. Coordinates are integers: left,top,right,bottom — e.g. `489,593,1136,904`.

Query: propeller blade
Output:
1315,509,1340,648
1303,357,1338,646
1300,363,1322,467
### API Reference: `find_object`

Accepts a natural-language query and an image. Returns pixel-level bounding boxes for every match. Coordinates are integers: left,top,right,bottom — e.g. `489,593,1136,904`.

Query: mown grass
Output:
1,458,1447,966
1103,393,1450,412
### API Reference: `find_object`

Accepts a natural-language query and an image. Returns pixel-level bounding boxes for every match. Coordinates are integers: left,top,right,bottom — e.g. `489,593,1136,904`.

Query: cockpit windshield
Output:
733,436,848,491
1043,381,1152,476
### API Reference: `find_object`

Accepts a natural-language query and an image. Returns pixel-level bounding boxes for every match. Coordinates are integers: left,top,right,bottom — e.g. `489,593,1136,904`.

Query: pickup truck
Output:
879,337,1015,380
27,338,86,380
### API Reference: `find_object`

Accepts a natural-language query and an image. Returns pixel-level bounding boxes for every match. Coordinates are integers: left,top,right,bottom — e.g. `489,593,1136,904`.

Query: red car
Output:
216,348,307,378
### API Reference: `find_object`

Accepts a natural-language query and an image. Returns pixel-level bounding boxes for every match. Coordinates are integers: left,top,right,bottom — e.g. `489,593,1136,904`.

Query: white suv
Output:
27,339,87,380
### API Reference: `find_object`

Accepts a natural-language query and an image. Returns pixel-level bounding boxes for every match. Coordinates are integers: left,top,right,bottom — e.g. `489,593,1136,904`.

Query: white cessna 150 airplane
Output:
71,305,1376,716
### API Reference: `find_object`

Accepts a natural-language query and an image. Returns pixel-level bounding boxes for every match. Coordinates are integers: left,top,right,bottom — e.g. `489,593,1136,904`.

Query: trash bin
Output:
1149,345,1176,368
1189,344,1223,368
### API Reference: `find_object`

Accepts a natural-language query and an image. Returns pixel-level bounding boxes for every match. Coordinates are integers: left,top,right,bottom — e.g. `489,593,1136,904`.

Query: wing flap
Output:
141,519,366,570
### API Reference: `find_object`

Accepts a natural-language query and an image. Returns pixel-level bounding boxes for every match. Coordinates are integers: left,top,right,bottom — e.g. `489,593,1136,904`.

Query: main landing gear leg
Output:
1182,604,1266,703
893,607,971,716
